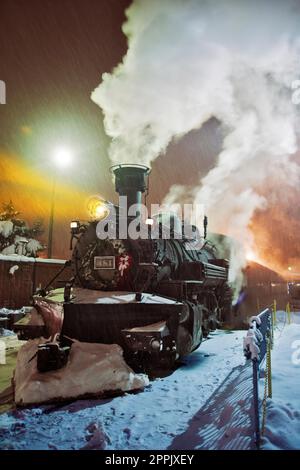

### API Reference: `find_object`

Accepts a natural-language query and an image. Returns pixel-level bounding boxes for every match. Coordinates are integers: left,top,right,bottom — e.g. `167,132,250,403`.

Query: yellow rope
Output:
261,367,268,435
262,338,272,435
267,337,272,399
286,302,291,325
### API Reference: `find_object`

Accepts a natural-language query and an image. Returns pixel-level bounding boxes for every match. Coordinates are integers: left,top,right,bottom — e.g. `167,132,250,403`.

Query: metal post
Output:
267,338,272,398
273,299,277,325
252,358,260,449
47,174,57,259
286,302,291,325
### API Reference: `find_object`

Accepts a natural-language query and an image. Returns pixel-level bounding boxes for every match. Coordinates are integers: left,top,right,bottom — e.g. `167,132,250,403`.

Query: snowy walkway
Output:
1,314,298,450
0,330,246,450
168,363,254,450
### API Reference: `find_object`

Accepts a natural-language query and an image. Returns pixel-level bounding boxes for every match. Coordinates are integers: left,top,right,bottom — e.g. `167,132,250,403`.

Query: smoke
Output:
91,0,300,295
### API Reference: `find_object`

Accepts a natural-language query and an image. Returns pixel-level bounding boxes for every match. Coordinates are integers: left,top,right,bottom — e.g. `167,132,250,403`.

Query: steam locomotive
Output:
15,164,232,372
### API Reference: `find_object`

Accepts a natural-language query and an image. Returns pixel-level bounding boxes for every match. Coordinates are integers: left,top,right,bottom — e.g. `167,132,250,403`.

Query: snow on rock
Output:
14,339,149,406
261,319,300,450
80,422,109,450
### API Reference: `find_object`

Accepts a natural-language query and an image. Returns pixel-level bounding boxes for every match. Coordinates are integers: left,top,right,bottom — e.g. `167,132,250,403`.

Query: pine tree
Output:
0,200,20,221
0,201,45,257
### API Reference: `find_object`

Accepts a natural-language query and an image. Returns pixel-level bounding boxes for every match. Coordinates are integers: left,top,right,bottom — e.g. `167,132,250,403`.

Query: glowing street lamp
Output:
53,147,73,168
47,147,73,258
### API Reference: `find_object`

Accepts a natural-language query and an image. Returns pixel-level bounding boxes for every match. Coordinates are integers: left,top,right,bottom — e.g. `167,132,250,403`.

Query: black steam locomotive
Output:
15,164,232,372
60,164,232,369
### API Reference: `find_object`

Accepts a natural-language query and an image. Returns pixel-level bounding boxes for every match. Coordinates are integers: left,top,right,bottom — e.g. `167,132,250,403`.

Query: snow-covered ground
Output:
0,330,246,450
0,311,299,450
261,311,300,450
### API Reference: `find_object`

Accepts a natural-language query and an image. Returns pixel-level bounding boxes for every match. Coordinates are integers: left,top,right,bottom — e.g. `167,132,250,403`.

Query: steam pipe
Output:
111,164,151,218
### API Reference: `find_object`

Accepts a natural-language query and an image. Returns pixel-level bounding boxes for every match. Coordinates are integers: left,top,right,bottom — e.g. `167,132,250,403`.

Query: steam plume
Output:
92,0,300,293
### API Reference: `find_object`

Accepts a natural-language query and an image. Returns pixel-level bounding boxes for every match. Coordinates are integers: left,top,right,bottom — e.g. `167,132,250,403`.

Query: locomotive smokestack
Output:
111,164,150,217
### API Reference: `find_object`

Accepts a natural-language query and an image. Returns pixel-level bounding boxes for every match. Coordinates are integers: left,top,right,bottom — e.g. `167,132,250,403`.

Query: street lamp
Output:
53,147,73,168
47,147,73,258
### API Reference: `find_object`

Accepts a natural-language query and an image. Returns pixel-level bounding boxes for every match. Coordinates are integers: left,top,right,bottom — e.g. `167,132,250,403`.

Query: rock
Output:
81,422,107,450
14,339,149,406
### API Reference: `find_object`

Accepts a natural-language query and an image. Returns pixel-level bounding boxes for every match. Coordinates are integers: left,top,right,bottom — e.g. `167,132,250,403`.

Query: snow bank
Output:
0,307,26,317
0,254,66,264
14,339,149,406
261,318,300,450
0,328,15,337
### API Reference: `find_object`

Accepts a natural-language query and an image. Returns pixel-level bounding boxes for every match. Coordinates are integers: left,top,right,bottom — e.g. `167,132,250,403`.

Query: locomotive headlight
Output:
70,220,80,234
95,203,108,219
87,197,110,221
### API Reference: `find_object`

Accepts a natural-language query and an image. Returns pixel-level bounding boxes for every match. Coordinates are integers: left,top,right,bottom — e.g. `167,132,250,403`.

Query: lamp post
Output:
47,147,72,259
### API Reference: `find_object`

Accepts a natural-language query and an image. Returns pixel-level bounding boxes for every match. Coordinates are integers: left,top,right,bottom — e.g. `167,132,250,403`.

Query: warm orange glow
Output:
246,250,258,263
0,152,87,220
87,196,110,220
0,152,90,258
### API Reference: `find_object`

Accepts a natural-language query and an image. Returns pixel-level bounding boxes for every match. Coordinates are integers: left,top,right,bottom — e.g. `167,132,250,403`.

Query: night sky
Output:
0,0,220,259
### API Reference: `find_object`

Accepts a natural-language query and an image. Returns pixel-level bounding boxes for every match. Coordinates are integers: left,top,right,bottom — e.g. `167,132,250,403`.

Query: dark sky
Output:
0,0,220,258
0,0,130,193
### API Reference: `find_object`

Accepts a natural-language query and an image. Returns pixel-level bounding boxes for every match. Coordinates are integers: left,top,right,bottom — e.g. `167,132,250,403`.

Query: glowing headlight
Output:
87,197,110,221
70,220,80,234
70,221,79,229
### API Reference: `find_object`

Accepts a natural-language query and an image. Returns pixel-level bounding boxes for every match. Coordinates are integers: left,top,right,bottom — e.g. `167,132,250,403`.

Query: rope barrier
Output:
244,306,273,448
254,300,291,442
261,337,272,436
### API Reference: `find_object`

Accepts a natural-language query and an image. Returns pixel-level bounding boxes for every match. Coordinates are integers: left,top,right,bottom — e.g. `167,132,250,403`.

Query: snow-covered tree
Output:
0,201,45,257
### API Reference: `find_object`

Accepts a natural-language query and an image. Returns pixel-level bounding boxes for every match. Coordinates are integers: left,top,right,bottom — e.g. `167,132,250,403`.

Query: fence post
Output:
244,308,273,449
286,302,291,325
252,358,260,449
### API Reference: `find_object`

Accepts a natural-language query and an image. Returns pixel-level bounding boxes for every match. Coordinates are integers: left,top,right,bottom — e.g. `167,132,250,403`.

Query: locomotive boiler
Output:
15,164,232,373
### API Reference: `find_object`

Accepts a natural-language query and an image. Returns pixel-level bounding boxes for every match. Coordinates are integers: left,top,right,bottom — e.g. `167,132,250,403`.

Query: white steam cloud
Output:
92,0,300,295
